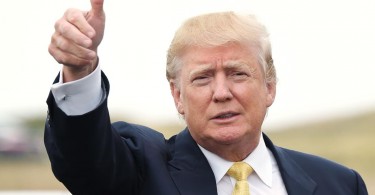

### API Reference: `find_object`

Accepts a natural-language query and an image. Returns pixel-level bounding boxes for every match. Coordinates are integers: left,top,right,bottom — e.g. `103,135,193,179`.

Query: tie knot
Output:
227,162,253,181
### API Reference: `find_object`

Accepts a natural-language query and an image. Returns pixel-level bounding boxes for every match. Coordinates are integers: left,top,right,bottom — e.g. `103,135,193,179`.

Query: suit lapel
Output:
263,134,317,195
168,129,217,195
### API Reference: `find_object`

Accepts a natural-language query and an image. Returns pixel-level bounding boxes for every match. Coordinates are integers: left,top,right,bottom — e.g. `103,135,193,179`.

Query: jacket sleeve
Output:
44,72,140,194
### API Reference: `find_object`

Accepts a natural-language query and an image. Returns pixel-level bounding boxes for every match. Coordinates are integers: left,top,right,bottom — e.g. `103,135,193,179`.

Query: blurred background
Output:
0,0,374,194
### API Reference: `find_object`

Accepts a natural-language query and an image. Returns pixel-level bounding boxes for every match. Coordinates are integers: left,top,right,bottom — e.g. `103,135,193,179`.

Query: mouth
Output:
212,112,239,120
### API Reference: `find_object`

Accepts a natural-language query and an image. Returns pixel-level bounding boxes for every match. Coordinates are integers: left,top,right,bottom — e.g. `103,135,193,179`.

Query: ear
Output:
265,82,276,107
170,80,184,115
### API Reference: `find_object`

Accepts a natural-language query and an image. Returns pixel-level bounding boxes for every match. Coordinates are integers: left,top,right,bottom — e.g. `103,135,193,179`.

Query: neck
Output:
198,134,261,162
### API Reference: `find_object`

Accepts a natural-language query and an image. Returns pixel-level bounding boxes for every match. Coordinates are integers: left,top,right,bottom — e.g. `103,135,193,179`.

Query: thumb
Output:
90,0,104,14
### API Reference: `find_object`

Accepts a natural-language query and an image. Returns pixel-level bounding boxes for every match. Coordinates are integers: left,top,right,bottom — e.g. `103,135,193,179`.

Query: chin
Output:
211,129,246,145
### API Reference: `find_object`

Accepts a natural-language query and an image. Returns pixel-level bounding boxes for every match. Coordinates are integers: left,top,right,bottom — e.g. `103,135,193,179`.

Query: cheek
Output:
236,85,269,111
184,87,211,108
182,88,212,127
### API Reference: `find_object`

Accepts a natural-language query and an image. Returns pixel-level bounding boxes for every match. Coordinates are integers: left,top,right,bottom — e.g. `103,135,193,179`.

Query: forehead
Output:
180,43,258,68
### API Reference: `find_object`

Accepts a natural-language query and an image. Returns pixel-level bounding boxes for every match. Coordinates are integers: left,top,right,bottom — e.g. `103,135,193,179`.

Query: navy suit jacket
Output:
45,72,368,195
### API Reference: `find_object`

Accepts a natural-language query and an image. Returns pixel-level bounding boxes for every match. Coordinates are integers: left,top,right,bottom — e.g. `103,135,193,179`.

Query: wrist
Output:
62,57,98,83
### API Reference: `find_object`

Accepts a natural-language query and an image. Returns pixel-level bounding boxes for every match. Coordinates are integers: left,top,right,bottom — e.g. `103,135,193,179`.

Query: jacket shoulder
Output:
275,146,368,194
277,146,351,173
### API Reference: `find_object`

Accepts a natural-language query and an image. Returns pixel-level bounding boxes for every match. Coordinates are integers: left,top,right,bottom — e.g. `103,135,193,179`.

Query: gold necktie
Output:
227,162,253,195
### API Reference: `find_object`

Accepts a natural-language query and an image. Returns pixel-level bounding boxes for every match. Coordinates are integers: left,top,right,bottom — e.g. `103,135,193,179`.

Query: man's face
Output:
170,43,276,154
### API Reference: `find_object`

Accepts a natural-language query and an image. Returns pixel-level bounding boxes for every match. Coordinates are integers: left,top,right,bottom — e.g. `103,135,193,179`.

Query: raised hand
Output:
49,0,105,82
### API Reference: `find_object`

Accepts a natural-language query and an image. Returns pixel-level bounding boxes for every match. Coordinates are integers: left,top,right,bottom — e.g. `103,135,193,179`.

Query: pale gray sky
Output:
1,0,374,129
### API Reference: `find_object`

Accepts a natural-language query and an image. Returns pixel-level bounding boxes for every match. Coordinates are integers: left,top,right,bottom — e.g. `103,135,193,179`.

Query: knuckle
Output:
51,34,65,50
65,8,78,17
82,50,94,60
58,22,68,35
57,39,67,50
58,55,70,65
53,20,59,30
50,33,56,45
54,19,66,36
54,18,65,34
49,48,64,64
48,45,55,56
66,10,82,23
48,45,70,65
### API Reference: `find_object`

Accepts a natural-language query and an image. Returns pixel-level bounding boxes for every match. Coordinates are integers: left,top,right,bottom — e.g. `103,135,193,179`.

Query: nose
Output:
212,74,233,103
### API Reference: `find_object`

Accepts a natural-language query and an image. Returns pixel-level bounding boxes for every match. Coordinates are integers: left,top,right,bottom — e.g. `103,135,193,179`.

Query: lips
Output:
212,112,239,119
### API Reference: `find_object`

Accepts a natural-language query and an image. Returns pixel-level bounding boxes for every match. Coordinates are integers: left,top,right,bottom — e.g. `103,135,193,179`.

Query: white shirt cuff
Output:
51,65,103,116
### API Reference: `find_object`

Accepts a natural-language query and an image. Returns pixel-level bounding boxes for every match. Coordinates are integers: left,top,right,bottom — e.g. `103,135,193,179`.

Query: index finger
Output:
64,9,95,39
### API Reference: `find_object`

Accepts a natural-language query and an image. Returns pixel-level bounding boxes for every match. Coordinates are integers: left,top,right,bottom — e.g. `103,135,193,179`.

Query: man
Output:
45,0,368,194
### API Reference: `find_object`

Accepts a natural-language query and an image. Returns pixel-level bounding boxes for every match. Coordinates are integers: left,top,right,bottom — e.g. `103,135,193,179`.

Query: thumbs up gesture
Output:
49,0,106,82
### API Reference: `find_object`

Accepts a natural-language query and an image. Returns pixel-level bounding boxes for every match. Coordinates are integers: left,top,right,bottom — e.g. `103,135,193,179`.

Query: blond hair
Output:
166,11,276,85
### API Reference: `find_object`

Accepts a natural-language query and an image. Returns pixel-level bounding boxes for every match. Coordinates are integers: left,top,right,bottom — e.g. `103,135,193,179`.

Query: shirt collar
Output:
199,133,273,187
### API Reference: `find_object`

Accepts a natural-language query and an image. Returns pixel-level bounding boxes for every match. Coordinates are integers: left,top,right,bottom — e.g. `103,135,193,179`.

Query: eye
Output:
231,72,249,79
194,76,208,80
192,75,211,85
234,72,247,76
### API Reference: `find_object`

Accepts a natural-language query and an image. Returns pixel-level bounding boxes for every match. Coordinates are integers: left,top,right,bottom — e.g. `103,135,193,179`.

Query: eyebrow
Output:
225,60,247,69
226,60,258,73
188,63,214,79
188,60,256,79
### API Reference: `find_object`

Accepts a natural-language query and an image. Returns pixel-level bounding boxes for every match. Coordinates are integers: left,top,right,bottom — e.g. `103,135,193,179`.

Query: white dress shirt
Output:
199,135,288,195
51,65,103,116
51,66,288,194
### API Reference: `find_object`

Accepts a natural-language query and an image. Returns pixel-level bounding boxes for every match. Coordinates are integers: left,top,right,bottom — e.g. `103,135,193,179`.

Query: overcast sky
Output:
1,0,374,129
